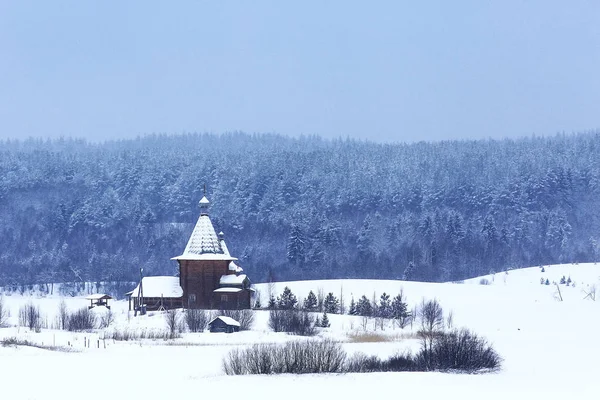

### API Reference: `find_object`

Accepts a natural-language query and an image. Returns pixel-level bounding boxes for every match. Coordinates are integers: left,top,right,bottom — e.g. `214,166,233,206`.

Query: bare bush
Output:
66,308,97,331
223,339,345,375
346,352,419,373
219,309,255,331
419,328,502,372
185,308,208,332
56,299,68,330
99,309,114,328
164,309,181,339
0,296,8,327
268,309,315,336
19,302,42,332
479,278,490,285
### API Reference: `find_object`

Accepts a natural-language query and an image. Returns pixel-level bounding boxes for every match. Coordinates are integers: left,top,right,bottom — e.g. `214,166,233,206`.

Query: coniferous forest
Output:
1,132,600,287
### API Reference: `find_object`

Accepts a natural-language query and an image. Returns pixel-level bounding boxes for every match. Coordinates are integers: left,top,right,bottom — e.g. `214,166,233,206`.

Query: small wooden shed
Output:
86,294,112,309
208,316,241,333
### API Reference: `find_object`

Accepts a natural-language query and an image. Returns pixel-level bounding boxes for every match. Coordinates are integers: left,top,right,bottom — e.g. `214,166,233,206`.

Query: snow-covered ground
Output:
1,263,599,399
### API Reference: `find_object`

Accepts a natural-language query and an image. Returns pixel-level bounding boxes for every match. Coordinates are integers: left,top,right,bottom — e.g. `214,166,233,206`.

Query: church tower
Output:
171,195,251,309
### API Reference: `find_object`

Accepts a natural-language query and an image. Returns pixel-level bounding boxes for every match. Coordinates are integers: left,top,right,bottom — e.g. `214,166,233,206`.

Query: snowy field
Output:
1,263,600,399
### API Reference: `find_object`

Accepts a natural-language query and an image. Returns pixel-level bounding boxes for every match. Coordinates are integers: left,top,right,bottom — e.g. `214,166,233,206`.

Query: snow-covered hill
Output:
1,263,599,399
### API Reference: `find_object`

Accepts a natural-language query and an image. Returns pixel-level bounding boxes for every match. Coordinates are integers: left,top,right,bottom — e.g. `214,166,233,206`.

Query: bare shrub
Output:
223,339,345,375
479,278,490,285
418,328,502,372
164,309,181,339
0,296,8,327
185,308,208,332
219,309,255,331
346,352,419,373
99,309,114,328
268,309,315,336
56,299,68,330
19,302,42,332
66,308,97,331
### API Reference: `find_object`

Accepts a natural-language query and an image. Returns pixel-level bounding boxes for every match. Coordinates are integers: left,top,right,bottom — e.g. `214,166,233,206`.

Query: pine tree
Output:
348,297,357,315
357,215,374,259
560,276,566,285
277,286,298,310
254,297,261,309
286,225,306,265
545,278,550,285
323,292,340,314
378,292,392,318
303,290,318,311
402,261,415,281
321,312,330,328
391,293,409,322
356,295,373,316
268,295,277,309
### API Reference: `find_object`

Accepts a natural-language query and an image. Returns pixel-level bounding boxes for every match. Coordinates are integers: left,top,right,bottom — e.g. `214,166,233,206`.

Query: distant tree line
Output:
1,131,600,286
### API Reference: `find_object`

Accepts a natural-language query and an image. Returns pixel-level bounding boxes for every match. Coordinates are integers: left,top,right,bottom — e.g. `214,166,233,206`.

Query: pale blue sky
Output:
1,1,599,142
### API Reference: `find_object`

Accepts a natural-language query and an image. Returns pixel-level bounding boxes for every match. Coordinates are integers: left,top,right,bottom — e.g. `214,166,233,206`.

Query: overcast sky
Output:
1,1,599,143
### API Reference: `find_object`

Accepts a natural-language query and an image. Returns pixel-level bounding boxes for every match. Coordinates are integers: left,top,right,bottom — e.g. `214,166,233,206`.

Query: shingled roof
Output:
172,196,237,261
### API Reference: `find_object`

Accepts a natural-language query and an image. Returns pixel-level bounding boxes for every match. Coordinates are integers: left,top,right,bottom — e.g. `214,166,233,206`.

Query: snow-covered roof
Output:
228,261,243,273
129,276,183,298
208,316,241,327
172,196,237,261
219,274,248,286
199,196,210,206
85,294,112,300
172,253,237,261
219,234,230,257
213,287,242,293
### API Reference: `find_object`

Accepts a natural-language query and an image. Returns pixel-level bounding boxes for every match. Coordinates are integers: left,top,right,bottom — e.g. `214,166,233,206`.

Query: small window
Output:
221,295,228,302
189,294,196,303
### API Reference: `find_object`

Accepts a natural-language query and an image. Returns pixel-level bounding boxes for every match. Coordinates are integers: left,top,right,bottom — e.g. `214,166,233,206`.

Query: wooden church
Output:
130,195,252,310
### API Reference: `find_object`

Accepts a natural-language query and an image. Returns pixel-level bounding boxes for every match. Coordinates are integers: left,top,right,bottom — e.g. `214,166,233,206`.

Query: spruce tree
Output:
321,312,330,328
323,292,340,314
268,295,277,309
348,297,357,315
303,290,318,311
286,225,306,265
254,297,261,309
402,261,415,281
391,293,409,322
356,295,373,316
378,292,392,318
277,286,298,310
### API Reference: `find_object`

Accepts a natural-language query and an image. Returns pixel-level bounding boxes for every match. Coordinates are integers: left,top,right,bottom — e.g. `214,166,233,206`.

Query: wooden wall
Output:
178,260,228,308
